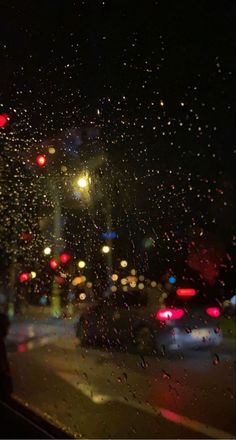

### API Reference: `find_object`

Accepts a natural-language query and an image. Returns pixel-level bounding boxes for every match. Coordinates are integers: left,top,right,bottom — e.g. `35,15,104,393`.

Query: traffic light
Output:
0,113,9,128
36,154,47,167
19,272,30,282
60,253,71,264
50,259,58,269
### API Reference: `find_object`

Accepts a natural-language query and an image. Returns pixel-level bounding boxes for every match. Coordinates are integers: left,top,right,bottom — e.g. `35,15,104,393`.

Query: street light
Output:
102,245,110,254
44,246,52,255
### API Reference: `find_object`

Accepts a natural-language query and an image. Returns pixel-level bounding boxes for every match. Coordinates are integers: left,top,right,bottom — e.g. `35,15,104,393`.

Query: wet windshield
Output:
1,1,235,439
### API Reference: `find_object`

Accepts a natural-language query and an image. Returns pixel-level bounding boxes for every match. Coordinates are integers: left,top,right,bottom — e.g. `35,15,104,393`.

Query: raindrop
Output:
162,369,171,379
213,354,220,365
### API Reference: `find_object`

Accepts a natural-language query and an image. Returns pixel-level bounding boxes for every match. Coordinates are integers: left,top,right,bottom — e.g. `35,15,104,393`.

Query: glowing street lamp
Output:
77,177,88,189
78,260,86,269
102,245,110,254
44,246,52,255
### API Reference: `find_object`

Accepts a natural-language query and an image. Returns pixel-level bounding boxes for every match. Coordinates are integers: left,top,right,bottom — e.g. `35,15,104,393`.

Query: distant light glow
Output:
36,154,47,167
138,283,145,290
110,285,117,292
60,253,71,264
102,245,110,254
19,272,30,283
111,274,118,281
77,177,88,188
156,308,184,321
151,281,157,287
121,278,127,285
177,288,197,297
168,276,176,284
72,277,82,286
78,260,86,269
120,260,128,268
130,268,136,275
30,271,36,279
0,113,9,128
79,293,86,301
206,307,221,318
130,281,137,288
44,246,52,255
48,147,56,154
50,259,58,269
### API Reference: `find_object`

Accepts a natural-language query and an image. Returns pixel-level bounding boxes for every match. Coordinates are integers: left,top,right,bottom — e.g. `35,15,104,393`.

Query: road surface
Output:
7,318,236,439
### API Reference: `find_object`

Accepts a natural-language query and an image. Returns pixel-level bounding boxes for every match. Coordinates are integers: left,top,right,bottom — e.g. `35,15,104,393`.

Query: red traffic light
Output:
0,113,9,128
60,253,71,264
50,259,58,270
19,272,30,283
36,154,47,167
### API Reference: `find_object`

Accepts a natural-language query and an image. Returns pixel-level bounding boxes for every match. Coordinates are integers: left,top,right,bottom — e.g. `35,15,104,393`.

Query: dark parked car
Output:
75,287,223,354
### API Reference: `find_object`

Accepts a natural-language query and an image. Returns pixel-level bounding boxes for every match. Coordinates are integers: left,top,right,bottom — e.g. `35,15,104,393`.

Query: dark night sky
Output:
1,0,235,281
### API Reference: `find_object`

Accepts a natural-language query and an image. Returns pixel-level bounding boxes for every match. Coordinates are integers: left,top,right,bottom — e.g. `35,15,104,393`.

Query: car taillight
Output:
177,288,197,297
206,307,221,318
156,308,185,321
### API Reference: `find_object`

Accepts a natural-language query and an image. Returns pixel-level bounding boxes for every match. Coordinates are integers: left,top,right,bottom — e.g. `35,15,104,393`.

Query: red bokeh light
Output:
20,231,32,241
156,308,185,321
19,272,30,282
60,253,71,264
206,307,221,318
0,113,9,128
50,259,58,269
177,288,197,297
36,154,47,167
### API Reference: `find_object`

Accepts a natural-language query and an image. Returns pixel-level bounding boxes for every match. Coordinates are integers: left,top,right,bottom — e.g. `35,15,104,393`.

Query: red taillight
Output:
206,307,221,318
156,308,185,321
177,288,197,297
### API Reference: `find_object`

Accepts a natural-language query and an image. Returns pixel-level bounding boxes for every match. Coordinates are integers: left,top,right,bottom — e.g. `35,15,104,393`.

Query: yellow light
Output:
102,245,110,254
130,281,137,288
151,280,157,288
130,268,136,275
122,286,128,292
79,293,86,301
78,260,86,269
81,275,86,283
31,271,36,279
121,278,127,285
111,274,118,281
48,147,56,154
160,99,164,106
138,283,144,290
61,165,67,172
86,281,93,288
43,246,52,255
139,275,145,281
120,260,128,268
77,177,88,188
72,276,82,286
110,285,117,292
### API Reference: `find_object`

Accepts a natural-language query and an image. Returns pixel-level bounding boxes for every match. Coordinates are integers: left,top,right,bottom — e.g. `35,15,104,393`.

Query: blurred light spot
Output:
138,283,144,290
30,271,36,279
44,246,52,255
110,285,117,292
48,147,56,154
102,245,110,254
151,281,157,287
130,269,136,275
168,276,176,284
78,260,86,269
121,278,127,285
120,260,128,268
111,274,118,281
79,293,86,301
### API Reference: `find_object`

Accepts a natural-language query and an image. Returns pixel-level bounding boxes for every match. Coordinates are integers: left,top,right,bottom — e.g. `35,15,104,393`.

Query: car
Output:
75,286,223,355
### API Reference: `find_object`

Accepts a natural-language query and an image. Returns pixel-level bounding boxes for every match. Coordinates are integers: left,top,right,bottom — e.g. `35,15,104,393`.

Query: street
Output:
7,318,236,439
